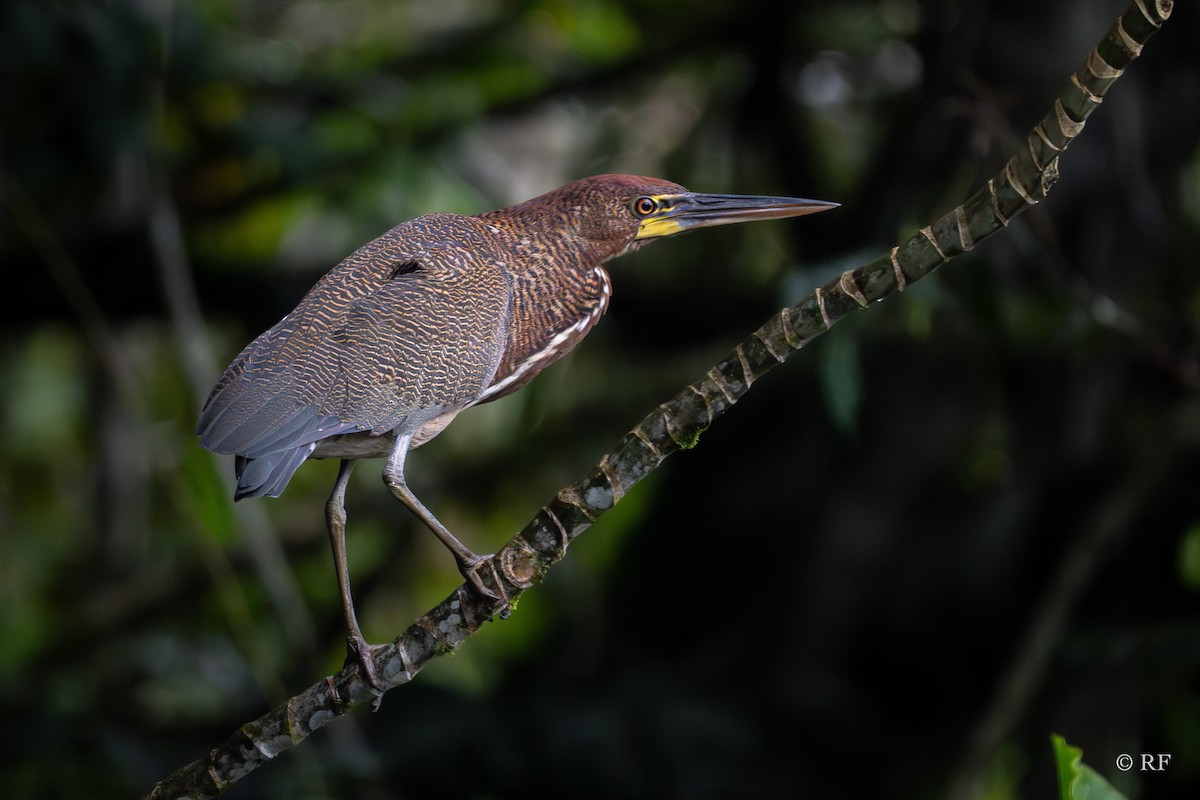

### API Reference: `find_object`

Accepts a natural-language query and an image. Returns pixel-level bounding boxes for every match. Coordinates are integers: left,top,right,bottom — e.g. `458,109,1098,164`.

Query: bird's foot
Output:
345,632,384,692
459,552,510,612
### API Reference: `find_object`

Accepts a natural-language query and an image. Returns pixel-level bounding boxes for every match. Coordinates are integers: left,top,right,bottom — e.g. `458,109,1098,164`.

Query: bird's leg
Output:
383,433,504,603
326,458,382,690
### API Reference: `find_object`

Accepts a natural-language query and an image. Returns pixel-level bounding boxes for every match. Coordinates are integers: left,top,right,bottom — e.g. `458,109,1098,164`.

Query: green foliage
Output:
1052,736,1127,800
1178,521,1200,590
817,321,864,435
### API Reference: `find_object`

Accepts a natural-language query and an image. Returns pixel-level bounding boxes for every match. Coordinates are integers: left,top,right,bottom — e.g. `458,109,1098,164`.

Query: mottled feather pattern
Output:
197,213,512,496
198,175,687,499
476,175,683,399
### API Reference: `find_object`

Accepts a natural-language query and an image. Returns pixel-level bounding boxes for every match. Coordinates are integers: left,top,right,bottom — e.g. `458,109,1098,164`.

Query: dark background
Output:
2,1,1198,797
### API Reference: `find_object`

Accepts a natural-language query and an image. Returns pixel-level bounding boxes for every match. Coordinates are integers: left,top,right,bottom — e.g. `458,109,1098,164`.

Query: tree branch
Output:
145,2,1173,796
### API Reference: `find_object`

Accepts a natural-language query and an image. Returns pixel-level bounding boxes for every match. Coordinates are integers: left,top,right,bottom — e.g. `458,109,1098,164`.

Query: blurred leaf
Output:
817,323,863,435
979,741,1026,800
193,191,317,266
181,442,238,546
543,0,640,63
1178,521,1200,590
1,328,87,457
315,108,382,157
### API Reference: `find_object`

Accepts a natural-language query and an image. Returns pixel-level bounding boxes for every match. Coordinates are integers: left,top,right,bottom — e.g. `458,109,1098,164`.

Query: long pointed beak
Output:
635,192,839,240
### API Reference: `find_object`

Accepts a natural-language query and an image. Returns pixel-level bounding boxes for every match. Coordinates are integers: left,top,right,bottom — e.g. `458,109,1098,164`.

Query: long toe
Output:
460,553,507,604
345,634,383,690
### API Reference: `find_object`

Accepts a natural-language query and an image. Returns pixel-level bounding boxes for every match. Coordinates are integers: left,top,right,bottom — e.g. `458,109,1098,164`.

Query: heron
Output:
197,174,836,686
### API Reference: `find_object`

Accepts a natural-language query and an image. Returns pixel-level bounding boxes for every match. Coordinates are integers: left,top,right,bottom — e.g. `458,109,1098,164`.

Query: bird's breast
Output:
477,265,611,403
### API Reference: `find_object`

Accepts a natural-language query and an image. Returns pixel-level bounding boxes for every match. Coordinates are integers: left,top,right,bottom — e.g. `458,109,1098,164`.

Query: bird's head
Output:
490,174,838,262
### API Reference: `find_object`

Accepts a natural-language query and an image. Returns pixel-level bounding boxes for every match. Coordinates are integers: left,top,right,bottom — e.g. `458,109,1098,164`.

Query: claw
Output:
459,553,510,610
460,553,498,598
345,633,383,691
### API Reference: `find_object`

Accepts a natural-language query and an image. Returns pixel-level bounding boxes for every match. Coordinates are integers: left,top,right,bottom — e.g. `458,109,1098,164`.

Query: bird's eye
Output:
633,196,658,217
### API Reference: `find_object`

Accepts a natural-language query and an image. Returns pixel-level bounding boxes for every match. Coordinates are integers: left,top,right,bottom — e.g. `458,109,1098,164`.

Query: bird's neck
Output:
473,206,616,403
479,205,625,272
478,206,614,321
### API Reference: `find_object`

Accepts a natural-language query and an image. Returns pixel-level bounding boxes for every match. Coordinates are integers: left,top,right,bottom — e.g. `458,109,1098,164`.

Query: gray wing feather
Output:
196,214,511,500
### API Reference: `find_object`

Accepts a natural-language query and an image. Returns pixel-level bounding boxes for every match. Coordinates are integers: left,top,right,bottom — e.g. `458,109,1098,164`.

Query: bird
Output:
196,174,836,687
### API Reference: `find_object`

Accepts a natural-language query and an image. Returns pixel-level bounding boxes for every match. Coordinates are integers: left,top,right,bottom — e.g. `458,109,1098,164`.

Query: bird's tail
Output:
233,446,315,500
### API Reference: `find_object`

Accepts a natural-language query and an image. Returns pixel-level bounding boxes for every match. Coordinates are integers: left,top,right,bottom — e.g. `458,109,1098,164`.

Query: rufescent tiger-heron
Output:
197,174,837,687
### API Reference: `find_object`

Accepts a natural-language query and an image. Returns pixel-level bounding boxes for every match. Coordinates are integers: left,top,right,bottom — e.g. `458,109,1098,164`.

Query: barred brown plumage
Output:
196,173,836,688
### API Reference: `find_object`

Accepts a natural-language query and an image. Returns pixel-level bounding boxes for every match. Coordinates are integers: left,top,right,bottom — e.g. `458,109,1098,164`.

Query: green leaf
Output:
1051,735,1128,800
818,324,863,435
1177,521,1200,589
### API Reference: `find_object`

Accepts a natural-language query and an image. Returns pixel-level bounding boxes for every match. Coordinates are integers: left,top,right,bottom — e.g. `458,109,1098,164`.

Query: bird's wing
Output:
196,215,511,497
321,250,512,434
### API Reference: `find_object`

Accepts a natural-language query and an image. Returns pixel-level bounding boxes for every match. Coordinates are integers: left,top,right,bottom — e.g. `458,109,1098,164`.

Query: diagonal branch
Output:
144,2,1173,797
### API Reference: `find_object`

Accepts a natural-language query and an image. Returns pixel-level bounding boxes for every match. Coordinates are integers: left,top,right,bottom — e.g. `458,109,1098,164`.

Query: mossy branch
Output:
145,2,1173,797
